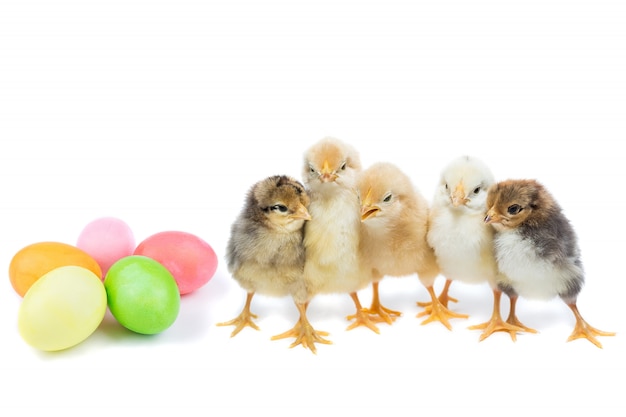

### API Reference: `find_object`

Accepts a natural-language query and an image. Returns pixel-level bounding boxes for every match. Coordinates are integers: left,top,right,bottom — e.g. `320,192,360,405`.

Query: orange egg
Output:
9,241,103,297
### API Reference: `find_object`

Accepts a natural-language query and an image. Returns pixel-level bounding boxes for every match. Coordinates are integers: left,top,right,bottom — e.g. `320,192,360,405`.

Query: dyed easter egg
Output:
134,231,217,295
18,266,107,351
104,255,180,335
9,241,103,297
77,217,135,277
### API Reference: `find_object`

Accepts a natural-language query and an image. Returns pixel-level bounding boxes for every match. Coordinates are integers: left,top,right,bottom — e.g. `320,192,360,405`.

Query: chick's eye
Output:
444,183,448,190
507,204,523,215
383,194,392,202
473,186,481,194
272,204,288,213
340,162,347,171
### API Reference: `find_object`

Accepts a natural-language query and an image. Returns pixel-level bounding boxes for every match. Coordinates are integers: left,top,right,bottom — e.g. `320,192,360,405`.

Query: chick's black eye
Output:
444,183,448,190
473,187,481,194
507,204,522,215
340,162,347,170
272,204,288,213
383,194,392,202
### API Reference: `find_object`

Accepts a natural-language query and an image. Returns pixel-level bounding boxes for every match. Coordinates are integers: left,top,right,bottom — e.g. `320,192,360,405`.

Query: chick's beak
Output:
291,204,312,221
451,183,469,207
320,160,338,183
360,187,380,221
484,209,497,224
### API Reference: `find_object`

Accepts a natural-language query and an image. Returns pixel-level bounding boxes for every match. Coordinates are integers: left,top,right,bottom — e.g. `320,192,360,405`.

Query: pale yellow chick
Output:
272,137,375,353
358,162,457,328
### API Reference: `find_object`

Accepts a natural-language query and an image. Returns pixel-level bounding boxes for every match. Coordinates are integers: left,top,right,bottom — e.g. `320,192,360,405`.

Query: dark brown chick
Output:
217,175,311,338
483,179,615,348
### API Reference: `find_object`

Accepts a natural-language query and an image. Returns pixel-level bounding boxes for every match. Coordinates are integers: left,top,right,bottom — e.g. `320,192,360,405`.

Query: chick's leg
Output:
469,290,527,341
417,285,468,330
417,279,458,309
364,281,402,324
216,292,259,337
566,303,615,349
271,302,331,354
346,292,380,334
505,295,537,334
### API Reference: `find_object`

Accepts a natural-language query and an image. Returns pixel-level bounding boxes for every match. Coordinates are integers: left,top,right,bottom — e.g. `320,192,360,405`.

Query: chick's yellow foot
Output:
346,309,381,334
565,303,615,348
417,286,467,330
271,321,331,354
216,310,260,337
417,300,468,331
567,321,615,349
469,317,527,342
364,303,402,325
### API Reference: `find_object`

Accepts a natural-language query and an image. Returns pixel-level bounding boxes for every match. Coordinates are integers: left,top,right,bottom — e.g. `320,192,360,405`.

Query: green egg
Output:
104,255,180,335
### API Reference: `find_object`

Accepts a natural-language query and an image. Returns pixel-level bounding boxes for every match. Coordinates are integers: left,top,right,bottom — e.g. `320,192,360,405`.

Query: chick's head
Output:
303,137,361,191
435,155,495,213
248,175,311,232
484,179,557,231
358,162,415,225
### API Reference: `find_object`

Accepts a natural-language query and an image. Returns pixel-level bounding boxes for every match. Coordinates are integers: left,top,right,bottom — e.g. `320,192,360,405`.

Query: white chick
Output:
426,155,518,333
358,162,444,326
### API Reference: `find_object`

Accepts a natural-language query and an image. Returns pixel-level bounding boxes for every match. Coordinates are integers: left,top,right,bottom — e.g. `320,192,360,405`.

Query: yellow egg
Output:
9,241,103,297
18,265,107,352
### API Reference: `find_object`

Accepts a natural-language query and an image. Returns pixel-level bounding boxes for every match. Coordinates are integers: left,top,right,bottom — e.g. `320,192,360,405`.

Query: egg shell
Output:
104,255,180,335
133,231,217,295
18,265,107,352
9,241,103,297
76,217,135,277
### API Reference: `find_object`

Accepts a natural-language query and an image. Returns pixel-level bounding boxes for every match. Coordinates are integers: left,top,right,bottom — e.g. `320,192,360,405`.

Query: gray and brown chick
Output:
483,179,615,348
217,175,311,337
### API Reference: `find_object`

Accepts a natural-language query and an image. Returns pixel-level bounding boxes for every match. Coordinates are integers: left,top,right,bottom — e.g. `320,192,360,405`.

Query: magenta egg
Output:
77,217,136,278
133,231,218,295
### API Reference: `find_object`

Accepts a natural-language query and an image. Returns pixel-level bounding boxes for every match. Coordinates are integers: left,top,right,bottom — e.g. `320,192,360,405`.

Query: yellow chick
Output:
272,137,375,353
483,179,615,347
425,155,517,332
357,162,443,326
217,175,311,337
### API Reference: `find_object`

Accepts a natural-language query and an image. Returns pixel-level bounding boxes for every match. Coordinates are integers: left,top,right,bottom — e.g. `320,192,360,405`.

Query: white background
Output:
1,0,624,415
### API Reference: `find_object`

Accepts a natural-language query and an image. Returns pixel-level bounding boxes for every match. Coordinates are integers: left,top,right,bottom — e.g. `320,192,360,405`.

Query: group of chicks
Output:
218,137,615,353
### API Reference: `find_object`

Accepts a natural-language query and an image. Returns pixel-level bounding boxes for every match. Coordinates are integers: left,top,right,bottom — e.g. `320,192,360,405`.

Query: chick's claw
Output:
566,304,615,348
417,301,468,331
346,309,381,334
364,304,402,325
416,286,468,330
271,320,331,354
469,318,527,342
216,310,260,337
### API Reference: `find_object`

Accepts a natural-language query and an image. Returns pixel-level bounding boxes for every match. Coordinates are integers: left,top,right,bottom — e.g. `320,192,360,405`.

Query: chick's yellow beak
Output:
320,160,338,183
360,187,380,221
290,204,312,221
484,208,497,224
451,183,469,207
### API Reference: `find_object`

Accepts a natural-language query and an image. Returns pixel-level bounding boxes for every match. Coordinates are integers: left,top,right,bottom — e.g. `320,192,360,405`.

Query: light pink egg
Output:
77,217,136,278
133,231,218,295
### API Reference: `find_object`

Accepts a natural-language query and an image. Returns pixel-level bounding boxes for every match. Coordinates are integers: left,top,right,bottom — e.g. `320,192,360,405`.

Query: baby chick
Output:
357,162,442,326
483,179,615,348
425,155,514,331
273,137,374,352
217,175,311,337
